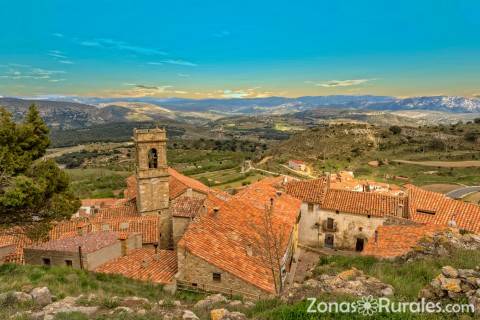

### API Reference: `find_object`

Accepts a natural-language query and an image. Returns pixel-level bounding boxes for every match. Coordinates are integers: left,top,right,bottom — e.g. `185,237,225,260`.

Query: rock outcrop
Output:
404,230,480,261
284,267,394,302
419,265,480,314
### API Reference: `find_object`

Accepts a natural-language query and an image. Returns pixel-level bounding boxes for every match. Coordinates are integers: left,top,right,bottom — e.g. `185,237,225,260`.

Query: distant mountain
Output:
1,95,479,130
41,95,480,114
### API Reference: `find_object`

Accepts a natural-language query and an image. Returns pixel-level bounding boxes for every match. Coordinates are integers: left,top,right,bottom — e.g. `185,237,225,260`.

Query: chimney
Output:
154,243,158,254
212,207,220,217
246,244,253,256
276,190,283,197
282,176,288,185
374,230,379,243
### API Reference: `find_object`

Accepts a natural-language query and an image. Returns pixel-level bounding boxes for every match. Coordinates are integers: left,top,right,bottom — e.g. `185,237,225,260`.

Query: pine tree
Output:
0,105,80,236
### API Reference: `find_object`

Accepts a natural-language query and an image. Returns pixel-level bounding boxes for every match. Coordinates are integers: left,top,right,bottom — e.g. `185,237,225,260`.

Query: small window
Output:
358,227,363,232
42,258,51,266
367,215,371,219
335,210,340,214
326,218,334,230
148,148,158,169
192,283,198,287
65,260,73,267
307,203,314,213
212,272,221,282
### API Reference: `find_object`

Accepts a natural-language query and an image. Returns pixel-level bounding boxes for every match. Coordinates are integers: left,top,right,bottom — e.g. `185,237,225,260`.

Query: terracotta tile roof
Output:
50,216,160,244
178,178,301,293
285,178,328,204
0,232,32,264
27,231,121,253
168,168,210,199
322,189,408,218
406,184,480,233
95,204,140,219
171,195,205,218
124,168,210,201
95,248,177,284
81,198,119,208
362,224,447,258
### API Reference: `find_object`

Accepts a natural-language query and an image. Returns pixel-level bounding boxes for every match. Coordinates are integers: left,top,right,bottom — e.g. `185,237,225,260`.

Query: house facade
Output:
24,232,142,270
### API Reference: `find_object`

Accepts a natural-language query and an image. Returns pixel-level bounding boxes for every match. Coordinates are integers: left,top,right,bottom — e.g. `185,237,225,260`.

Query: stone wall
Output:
85,242,122,270
172,217,191,249
24,248,83,269
176,250,267,299
298,202,385,250
0,244,15,262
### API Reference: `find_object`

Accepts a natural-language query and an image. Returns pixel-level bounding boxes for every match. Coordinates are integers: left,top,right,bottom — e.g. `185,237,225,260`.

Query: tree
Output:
251,199,290,294
474,118,480,124
0,105,80,238
389,126,402,135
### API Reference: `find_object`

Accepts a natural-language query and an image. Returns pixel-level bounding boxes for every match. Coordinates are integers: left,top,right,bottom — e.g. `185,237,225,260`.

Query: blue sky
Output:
1,0,479,98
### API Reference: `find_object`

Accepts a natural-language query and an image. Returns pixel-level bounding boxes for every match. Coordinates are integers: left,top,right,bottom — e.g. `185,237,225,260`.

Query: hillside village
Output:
2,126,480,315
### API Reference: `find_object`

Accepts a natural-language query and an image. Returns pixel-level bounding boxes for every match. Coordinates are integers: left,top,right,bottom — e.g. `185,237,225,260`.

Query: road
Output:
446,186,480,199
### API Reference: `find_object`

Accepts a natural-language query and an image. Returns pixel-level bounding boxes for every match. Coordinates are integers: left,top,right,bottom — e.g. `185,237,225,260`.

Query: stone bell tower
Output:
134,128,170,214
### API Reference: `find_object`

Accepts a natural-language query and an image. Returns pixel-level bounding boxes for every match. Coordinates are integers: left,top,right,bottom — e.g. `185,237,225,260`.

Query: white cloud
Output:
147,62,164,66
78,38,167,55
102,83,175,98
221,87,274,99
49,79,66,82
52,33,64,38
59,60,74,64
177,73,190,77
306,79,372,87
161,59,197,67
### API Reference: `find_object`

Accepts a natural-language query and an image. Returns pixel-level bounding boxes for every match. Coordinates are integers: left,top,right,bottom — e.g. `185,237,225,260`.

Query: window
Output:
42,258,51,266
335,210,340,214
192,283,198,287
307,203,314,213
212,272,222,282
65,260,73,267
326,218,334,230
148,148,158,169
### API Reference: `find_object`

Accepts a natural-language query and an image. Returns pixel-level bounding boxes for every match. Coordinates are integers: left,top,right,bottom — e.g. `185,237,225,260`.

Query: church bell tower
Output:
134,128,170,214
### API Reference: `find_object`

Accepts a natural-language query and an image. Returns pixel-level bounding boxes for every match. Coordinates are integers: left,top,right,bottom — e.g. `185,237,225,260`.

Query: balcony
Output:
321,220,338,232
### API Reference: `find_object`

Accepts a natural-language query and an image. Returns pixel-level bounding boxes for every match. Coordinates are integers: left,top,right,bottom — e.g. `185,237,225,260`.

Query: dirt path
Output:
392,160,480,168
257,155,273,165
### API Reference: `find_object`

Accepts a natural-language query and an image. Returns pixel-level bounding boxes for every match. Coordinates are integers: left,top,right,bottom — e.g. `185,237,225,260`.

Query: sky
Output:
1,0,480,99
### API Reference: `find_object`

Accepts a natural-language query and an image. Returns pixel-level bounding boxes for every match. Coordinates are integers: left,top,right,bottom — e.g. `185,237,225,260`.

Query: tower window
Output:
148,148,158,169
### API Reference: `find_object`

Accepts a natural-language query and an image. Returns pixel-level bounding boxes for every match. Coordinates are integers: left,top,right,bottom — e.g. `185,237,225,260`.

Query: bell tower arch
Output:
134,128,170,214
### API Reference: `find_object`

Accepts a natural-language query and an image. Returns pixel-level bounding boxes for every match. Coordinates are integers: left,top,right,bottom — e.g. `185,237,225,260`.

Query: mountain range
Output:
1,95,479,129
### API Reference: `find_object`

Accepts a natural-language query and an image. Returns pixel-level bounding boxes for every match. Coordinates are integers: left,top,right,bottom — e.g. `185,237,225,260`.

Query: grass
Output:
0,264,201,303
66,169,131,199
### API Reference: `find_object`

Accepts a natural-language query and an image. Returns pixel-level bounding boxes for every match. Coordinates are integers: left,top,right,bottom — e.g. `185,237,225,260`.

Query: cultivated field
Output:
392,160,480,168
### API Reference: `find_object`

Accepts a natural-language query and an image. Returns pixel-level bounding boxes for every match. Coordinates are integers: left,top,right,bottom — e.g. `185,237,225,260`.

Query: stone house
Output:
176,178,301,298
285,177,408,251
0,243,15,264
288,159,306,171
24,231,142,270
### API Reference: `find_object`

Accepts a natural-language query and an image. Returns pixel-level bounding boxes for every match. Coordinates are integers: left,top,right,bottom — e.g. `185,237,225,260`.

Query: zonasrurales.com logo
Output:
306,297,474,315
355,296,379,316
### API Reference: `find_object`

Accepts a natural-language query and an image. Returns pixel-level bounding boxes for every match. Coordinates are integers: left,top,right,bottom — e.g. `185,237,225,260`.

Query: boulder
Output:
211,308,229,320
336,268,361,281
194,294,228,309
228,300,243,307
440,278,462,293
120,296,150,308
30,287,52,306
380,287,394,297
220,311,247,320
111,306,134,314
441,266,459,278
183,310,200,320
0,291,32,304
